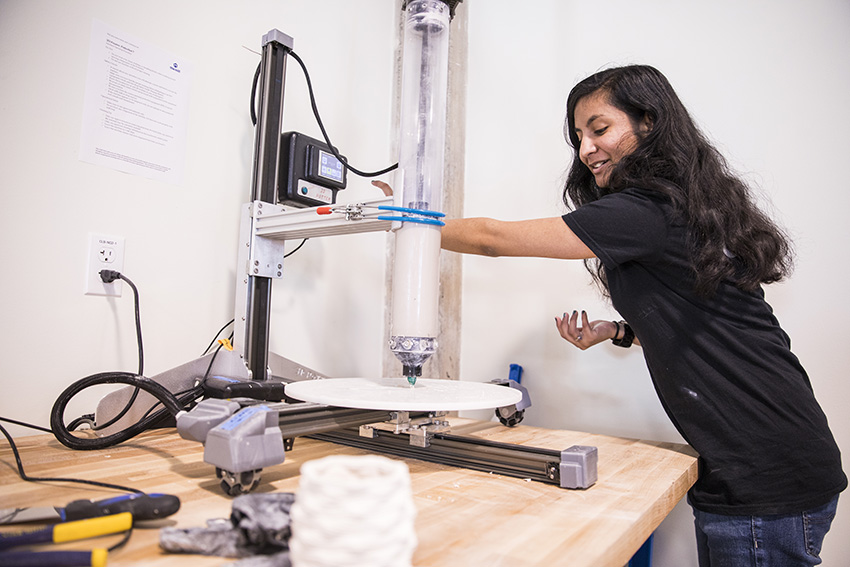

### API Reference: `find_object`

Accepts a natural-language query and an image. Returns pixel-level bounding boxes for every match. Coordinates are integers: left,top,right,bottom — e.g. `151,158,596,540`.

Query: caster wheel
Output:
496,408,525,427
216,467,262,496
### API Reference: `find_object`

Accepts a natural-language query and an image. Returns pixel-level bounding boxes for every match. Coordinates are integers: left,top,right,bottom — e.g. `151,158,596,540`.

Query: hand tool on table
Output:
0,512,132,566
0,493,180,524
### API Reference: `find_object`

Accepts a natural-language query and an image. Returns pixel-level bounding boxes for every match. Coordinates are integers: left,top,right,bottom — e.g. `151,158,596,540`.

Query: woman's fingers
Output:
371,180,393,196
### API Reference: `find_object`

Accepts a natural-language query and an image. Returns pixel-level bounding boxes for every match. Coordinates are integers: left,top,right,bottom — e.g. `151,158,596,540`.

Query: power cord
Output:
51,371,194,451
0,420,143,494
0,420,137,554
79,270,145,432
100,270,144,376
49,270,197,451
1,416,141,552
29,241,307,449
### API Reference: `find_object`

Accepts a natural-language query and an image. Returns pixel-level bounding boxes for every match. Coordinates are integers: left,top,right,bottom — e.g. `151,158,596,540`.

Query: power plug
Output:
85,233,125,296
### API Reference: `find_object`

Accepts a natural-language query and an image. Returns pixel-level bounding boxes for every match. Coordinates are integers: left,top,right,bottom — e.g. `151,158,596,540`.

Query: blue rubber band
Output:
378,205,445,218
377,215,445,226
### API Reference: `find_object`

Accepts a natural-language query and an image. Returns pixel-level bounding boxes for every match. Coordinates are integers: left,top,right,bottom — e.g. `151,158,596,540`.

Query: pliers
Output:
0,512,132,566
0,492,180,524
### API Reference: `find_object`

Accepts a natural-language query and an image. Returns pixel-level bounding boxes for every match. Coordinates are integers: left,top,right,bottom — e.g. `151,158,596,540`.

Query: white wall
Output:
460,1,850,566
0,0,396,426
1,1,848,566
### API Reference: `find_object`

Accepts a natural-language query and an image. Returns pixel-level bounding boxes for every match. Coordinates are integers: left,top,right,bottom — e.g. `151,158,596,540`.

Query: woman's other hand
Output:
555,310,617,350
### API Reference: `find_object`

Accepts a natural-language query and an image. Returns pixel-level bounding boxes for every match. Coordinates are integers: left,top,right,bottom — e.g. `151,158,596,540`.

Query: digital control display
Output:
318,150,344,183
279,131,346,208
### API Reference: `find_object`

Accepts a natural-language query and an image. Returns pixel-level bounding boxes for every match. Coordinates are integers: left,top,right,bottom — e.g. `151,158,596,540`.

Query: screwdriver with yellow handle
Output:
0,511,132,566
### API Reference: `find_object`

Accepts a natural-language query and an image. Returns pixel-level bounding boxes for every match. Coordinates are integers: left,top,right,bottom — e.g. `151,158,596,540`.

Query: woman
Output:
374,64,845,566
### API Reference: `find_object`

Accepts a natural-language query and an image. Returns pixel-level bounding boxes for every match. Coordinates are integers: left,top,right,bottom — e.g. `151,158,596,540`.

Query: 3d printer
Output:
51,0,595,497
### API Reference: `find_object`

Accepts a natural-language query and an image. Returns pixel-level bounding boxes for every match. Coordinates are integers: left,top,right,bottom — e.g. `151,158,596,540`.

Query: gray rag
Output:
221,551,292,567
159,492,295,566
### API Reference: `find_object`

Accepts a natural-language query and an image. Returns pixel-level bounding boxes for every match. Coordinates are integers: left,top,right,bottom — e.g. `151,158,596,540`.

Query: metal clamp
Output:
360,411,450,447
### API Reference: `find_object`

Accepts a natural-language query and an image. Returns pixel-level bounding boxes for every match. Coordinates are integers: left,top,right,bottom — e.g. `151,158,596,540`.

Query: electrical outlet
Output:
85,233,125,296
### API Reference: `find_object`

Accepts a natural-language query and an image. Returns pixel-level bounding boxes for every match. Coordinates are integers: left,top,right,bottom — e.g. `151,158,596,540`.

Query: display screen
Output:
318,150,344,183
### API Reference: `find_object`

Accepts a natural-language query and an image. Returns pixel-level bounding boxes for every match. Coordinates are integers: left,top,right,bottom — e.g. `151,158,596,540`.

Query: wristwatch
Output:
612,320,634,348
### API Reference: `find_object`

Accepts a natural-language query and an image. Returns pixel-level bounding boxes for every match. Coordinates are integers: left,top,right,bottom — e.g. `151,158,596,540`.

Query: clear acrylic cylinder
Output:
389,0,451,378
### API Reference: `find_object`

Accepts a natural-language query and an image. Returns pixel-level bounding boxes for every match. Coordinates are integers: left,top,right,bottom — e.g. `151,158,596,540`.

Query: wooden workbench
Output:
0,419,697,566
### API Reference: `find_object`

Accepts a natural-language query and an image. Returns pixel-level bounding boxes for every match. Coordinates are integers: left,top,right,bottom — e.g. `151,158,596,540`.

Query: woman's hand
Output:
371,180,393,196
555,310,617,350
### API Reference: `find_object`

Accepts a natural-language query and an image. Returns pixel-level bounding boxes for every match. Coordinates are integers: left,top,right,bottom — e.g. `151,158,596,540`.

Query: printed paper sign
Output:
79,20,192,184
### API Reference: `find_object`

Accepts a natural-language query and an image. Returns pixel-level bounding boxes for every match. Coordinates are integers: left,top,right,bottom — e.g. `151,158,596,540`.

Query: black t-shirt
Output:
563,187,846,515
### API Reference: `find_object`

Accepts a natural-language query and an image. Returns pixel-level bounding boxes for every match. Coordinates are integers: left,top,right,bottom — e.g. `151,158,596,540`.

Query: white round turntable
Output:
284,377,522,412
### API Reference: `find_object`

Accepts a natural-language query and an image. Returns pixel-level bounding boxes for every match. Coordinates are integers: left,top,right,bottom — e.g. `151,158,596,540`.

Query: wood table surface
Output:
0,418,697,566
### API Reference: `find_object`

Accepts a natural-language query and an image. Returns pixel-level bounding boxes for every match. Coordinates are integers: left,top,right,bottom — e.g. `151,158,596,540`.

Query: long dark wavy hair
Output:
563,65,793,297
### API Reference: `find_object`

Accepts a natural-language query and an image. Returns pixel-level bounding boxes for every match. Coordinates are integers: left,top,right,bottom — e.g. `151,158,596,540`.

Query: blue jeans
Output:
692,495,839,567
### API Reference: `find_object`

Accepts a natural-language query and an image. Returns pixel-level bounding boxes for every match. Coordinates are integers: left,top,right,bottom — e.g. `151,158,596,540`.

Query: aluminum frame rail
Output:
276,403,394,443
310,427,565,486
241,30,292,382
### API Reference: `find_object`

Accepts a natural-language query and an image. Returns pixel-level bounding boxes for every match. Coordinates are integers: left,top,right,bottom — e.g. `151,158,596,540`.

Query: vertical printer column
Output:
241,30,293,381
389,1,453,385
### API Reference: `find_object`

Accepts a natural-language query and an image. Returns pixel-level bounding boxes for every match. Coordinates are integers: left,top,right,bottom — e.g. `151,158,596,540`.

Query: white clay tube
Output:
389,0,451,383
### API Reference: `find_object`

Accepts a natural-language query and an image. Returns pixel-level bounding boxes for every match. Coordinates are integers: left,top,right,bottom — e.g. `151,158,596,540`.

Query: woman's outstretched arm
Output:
372,180,595,260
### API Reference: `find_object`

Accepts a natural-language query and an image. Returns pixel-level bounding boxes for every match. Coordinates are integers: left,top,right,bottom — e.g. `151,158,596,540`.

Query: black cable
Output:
92,389,140,432
50,372,187,451
0,416,52,434
50,270,190,451
67,414,96,430
140,385,205,424
108,528,134,552
2,419,139,546
250,60,262,126
58,308,238,449
193,328,235,399
288,50,398,178
122,273,144,377
0,421,143,494
203,319,235,356
202,338,228,385
85,271,144,432
284,238,309,258
250,52,398,178
202,348,221,381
